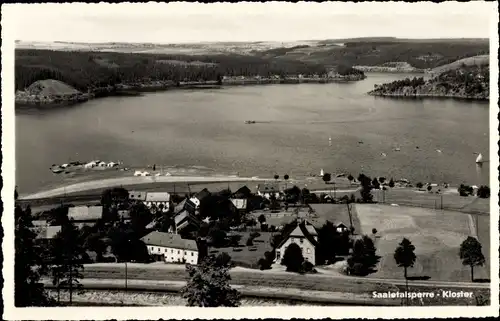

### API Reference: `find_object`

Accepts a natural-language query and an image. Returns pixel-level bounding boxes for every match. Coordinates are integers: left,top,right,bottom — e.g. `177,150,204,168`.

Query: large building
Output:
275,220,319,265
144,192,171,212
141,231,199,265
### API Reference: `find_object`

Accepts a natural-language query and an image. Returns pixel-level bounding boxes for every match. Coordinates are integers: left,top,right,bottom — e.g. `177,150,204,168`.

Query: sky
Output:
4,2,495,44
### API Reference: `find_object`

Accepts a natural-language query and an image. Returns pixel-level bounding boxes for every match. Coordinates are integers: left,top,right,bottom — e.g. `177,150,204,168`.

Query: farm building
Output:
141,231,198,265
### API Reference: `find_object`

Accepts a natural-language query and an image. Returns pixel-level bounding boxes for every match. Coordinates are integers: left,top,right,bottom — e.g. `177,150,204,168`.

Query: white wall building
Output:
275,220,319,265
141,231,198,265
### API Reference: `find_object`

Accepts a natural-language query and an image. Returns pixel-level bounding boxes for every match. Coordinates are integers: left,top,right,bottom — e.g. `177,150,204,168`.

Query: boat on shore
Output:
245,120,256,124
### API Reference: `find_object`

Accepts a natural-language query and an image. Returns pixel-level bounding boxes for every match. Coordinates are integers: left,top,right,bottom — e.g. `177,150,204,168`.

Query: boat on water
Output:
320,169,324,177
475,153,484,163
245,120,256,124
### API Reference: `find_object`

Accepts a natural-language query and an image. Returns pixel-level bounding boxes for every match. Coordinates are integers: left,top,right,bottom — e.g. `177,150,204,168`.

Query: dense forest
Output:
257,40,489,70
369,64,489,100
15,49,329,92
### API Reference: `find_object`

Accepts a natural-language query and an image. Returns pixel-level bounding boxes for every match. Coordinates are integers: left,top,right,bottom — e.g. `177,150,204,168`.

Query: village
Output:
30,178,361,273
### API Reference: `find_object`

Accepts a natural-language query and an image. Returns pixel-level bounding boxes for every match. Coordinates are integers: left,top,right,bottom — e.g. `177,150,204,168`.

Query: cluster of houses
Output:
31,182,350,267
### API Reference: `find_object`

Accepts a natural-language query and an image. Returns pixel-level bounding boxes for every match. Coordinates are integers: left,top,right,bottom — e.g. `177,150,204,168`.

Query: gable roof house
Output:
174,210,201,234
275,219,320,265
144,192,171,212
189,188,211,209
232,185,253,199
141,231,199,265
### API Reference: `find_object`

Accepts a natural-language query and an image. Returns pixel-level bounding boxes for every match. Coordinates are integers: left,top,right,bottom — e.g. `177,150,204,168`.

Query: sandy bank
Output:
20,175,268,200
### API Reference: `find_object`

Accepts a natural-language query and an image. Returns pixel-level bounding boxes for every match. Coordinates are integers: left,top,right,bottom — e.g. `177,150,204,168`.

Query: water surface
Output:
16,73,490,193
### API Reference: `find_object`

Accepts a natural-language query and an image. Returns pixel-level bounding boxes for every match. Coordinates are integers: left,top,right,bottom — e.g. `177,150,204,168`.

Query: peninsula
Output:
368,63,489,101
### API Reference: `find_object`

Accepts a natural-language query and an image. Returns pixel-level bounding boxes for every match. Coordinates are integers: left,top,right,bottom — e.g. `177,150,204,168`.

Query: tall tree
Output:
50,220,86,304
347,235,379,276
394,238,417,300
182,254,241,307
15,205,54,306
459,236,485,282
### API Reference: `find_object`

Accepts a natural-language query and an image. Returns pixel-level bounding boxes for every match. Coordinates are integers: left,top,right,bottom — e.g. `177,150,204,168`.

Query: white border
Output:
2,2,499,320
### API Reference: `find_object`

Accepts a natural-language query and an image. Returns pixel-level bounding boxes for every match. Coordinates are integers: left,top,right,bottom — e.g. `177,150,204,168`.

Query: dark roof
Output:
258,183,281,193
194,188,211,201
174,198,196,215
233,185,252,198
276,220,319,249
140,231,198,251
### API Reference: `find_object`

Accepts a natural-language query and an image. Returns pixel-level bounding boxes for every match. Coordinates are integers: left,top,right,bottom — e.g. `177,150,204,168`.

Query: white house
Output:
275,220,319,265
144,192,171,212
84,161,96,168
336,222,349,233
189,188,211,209
257,184,282,200
141,231,198,265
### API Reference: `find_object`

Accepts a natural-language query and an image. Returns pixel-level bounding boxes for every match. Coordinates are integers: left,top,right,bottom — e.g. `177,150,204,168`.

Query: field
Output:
354,204,490,282
372,188,490,215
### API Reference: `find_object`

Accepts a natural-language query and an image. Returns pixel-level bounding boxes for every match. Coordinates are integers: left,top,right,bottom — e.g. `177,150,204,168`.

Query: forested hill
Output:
368,64,489,101
15,49,329,92
254,39,489,70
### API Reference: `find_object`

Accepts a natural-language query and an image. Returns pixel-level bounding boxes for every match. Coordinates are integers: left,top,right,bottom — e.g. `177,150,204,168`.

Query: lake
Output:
16,73,490,194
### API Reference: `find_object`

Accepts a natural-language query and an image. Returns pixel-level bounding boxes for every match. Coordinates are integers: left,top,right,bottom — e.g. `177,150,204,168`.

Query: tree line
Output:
15,49,328,92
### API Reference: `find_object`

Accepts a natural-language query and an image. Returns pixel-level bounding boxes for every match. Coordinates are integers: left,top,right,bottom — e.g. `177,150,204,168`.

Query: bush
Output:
246,237,254,246
427,185,432,192
416,182,423,189
302,260,314,273
477,185,490,198
372,228,377,235
458,184,474,197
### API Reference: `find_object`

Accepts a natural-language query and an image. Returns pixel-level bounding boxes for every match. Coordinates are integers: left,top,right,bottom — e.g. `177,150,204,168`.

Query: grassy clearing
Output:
354,204,490,282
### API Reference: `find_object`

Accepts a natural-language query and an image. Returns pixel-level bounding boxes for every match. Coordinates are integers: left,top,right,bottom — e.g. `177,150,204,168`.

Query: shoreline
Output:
368,92,489,102
15,75,365,108
19,175,269,200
